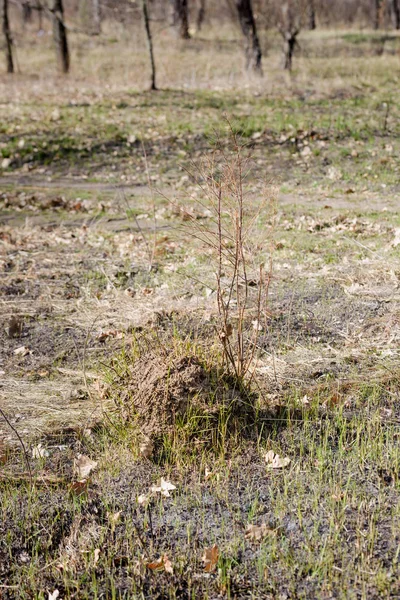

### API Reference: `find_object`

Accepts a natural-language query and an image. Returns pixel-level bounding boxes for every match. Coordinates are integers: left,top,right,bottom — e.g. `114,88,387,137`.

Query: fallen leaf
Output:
147,554,173,574
137,493,151,506
252,319,263,331
73,454,98,479
97,329,123,342
245,523,277,541
48,591,60,600
300,145,312,157
150,477,176,497
163,555,174,574
93,548,101,565
202,544,218,573
331,492,344,501
69,479,89,496
142,287,154,295
327,166,342,181
32,443,50,458
265,450,290,469
328,393,341,407
19,551,30,563
14,345,31,357
204,466,213,481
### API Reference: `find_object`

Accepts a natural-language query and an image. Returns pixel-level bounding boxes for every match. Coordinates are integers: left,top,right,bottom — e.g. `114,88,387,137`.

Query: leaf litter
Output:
202,545,219,573
146,554,174,574
73,454,98,479
264,450,291,469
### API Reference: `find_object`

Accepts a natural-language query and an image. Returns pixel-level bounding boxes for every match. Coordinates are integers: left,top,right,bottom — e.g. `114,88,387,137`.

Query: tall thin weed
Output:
180,122,276,383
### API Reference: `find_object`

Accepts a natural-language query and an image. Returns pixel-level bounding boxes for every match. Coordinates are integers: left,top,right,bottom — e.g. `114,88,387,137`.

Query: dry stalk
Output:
178,123,276,383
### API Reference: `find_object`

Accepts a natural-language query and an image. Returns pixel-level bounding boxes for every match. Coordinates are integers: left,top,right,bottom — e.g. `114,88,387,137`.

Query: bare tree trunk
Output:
279,1,300,71
142,0,157,90
283,34,296,69
38,3,43,31
171,0,190,39
196,0,206,32
51,0,69,73
234,0,262,73
22,1,32,24
373,0,382,29
92,0,101,34
1,0,14,73
391,0,400,28
307,0,316,29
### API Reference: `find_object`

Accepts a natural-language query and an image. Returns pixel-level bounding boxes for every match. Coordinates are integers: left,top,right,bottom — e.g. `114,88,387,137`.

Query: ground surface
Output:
1,25,400,600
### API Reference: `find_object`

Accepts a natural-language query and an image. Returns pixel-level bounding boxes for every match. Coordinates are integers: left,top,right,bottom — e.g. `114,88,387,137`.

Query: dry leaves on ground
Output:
69,455,98,495
32,443,50,458
150,478,176,497
14,345,32,357
245,523,277,542
93,548,101,565
146,554,173,574
73,454,98,479
137,493,151,506
391,228,400,248
138,477,177,505
97,329,124,342
202,545,219,573
69,479,89,496
265,450,291,469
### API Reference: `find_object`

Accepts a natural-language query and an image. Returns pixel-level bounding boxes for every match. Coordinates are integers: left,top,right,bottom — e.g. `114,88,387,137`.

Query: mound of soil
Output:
108,351,253,439
118,353,212,436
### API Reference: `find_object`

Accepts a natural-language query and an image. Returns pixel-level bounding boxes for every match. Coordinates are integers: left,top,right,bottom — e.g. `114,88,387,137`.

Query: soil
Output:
115,352,210,436
104,348,255,444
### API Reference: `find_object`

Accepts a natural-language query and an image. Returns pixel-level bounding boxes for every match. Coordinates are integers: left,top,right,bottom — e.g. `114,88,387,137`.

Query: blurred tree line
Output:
1,0,400,78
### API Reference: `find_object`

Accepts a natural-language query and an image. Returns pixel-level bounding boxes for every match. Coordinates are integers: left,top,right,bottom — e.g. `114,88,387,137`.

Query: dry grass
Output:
2,20,400,100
